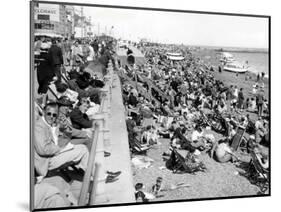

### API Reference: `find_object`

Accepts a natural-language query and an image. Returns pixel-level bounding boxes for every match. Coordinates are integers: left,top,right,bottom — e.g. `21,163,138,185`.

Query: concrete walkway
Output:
102,72,136,204
117,46,146,66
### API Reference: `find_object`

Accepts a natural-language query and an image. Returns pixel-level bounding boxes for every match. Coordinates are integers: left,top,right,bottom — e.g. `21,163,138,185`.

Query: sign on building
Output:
34,3,60,22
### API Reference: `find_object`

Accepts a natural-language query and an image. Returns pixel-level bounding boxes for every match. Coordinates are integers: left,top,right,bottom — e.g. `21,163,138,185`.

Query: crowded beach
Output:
117,42,269,202
32,35,269,208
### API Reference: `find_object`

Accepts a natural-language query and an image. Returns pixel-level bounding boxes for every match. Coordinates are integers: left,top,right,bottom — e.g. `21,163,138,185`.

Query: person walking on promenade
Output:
91,39,99,58
71,40,83,72
37,41,54,95
48,38,64,82
62,38,72,66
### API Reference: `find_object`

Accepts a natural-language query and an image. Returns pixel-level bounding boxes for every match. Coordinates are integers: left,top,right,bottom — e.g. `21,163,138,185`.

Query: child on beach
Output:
135,183,148,202
151,177,163,197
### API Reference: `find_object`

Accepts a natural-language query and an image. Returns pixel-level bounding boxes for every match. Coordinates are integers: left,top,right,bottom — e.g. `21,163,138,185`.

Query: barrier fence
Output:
78,60,114,206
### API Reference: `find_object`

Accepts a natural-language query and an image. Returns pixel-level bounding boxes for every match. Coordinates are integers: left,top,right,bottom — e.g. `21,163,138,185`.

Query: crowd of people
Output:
33,36,119,209
119,44,269,201
33,36,270,206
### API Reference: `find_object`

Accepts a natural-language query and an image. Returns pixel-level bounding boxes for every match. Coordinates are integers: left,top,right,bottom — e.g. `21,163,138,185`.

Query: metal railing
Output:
78,60,114,206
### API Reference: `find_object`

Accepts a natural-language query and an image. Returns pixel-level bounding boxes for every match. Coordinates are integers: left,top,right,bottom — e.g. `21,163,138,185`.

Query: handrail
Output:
89,163,101,204
78,61,112,206
78,123,100,206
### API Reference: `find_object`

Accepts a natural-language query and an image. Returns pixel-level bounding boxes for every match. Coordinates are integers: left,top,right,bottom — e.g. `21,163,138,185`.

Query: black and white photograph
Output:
30,1,270,211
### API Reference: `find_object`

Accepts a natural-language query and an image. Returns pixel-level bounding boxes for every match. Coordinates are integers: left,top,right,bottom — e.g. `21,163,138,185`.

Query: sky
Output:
77,6,268,49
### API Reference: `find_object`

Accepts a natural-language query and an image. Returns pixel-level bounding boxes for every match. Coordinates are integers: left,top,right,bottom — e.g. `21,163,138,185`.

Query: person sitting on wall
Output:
56,96,92,149
67,71,102,100
55,82,79,103
34,102,89,178
34,183,71,209
69,100,94,130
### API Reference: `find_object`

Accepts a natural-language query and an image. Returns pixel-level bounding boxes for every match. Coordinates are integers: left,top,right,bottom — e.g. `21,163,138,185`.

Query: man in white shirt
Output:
191,125,206,151
34,102,89,177
213,139,239,163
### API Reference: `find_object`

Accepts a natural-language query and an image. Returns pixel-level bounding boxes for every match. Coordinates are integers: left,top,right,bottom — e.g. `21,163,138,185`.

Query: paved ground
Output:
103,71,136,204
117,46,146,66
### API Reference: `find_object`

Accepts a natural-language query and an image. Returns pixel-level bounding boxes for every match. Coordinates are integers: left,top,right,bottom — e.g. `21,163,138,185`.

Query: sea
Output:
230,52,269,76
194,45,269,76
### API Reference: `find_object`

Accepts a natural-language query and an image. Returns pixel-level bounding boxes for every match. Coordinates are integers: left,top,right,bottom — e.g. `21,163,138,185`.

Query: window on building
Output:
37,14,50,20
35,23,54,30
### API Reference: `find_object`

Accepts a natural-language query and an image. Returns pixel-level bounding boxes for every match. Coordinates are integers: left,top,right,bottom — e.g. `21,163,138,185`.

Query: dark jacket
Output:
48,44,63,66
128,94,138,107
70,108,93,130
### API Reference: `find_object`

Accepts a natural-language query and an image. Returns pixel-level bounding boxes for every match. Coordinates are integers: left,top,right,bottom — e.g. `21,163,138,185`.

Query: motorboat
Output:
223,62,248,73
219,52,235,63
166,52,185,61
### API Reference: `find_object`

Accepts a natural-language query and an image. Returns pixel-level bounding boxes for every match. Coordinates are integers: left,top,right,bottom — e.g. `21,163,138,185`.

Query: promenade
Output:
117,46,146,66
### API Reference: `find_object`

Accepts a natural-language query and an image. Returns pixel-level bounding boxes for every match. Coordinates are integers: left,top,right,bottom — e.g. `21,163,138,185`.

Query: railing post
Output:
89,163,101,204
88,59,113,203
78,124,100,206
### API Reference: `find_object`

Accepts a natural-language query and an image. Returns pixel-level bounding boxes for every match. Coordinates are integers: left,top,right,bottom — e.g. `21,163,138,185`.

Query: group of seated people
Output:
33,43,121,208
120,45,270,200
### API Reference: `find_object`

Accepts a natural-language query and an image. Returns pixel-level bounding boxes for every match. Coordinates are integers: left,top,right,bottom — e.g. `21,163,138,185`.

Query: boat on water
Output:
166,52,185,61
219,52,235,63
223,62,248,73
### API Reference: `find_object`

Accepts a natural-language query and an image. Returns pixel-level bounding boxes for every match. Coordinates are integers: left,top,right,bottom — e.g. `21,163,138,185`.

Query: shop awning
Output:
34,32,63,38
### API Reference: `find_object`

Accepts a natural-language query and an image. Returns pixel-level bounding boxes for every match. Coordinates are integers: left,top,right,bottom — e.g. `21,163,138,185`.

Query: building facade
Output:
34,3,73,38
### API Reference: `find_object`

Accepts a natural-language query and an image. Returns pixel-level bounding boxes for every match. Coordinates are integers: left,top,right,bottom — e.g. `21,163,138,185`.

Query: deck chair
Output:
128,132,150,154
230,125,246,151
47,83,59,101
168,148,206,174
247,150,269,193
61,72,70,85
199,110,212,127
34,101,44,117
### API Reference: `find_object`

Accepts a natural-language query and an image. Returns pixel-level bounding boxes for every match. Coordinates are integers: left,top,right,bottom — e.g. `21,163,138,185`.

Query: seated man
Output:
34,183,71,209
34,102,89,178
70,100,94,130
57,96,92,149
55,82,79,103
67,71,101,100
